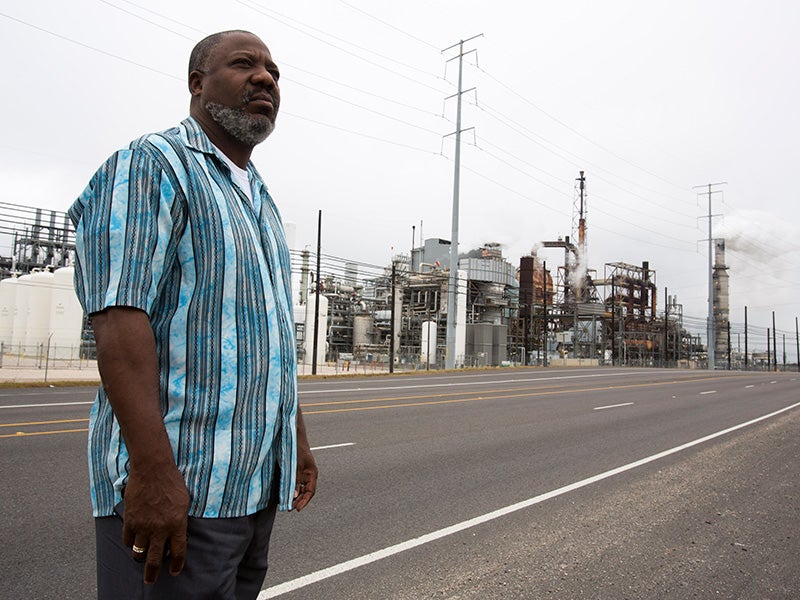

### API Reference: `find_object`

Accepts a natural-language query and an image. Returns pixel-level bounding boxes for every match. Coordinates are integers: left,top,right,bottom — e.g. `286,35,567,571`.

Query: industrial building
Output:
0,203,84,363
0,187,740,371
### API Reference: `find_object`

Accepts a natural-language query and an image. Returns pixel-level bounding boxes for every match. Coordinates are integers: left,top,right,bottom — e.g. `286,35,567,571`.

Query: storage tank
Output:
353,315,373,347
11,273,33,351
420,320,437,366
303,292,328,366
0,277,19,347
49,267,83,359
24,270,55,349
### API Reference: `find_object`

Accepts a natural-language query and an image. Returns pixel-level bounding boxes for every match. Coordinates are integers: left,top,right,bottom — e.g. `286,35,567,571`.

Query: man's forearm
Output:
91,306,174,469
91,306,189,583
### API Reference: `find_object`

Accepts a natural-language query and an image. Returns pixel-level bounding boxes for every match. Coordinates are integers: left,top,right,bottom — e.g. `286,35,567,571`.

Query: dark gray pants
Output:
95,500,279,600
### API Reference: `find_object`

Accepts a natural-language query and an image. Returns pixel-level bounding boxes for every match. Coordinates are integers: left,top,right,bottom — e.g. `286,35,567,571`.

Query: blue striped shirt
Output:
70,118,298,518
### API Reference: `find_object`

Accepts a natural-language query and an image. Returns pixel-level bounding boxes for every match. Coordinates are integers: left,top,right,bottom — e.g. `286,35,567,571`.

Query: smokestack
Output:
713,239,730,365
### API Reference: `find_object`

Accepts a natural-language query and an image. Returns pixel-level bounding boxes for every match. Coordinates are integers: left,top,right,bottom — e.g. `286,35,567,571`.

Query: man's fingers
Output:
292,484,316,511
131,537,148,563
168,529,187,576
122,521,135,549
143,538,166,585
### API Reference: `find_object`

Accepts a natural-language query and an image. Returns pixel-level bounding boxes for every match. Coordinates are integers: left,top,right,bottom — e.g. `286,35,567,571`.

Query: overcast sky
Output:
2,0,798,351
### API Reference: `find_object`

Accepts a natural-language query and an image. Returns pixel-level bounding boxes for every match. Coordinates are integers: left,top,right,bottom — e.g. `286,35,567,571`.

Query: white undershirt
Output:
213,144,253,204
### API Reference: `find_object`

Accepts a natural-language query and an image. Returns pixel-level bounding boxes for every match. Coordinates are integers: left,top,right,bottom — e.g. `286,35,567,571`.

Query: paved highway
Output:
1,368,798,599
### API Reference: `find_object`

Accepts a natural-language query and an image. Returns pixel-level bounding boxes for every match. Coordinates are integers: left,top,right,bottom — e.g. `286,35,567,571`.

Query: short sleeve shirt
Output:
69,118,298,518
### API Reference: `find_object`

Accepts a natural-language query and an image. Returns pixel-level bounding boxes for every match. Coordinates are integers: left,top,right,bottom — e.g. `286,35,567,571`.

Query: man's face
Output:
193,32,281,146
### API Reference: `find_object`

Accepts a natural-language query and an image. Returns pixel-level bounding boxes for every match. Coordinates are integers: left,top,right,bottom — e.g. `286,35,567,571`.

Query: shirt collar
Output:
181,116,217,156
179,116,268,193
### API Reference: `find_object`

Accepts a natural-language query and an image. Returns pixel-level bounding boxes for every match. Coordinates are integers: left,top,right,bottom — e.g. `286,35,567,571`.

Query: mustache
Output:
242,89,278,106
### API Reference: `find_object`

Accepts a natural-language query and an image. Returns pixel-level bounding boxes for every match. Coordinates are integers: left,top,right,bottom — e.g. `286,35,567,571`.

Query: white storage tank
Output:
49,267,83,359
11,273,33,352
0,277,19,348
420,320,437,366
24,270,55,350
303,292,328,366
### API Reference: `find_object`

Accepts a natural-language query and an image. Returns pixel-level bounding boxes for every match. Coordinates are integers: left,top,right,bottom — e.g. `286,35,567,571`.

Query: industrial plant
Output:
0,186,758,372
290,172,730,371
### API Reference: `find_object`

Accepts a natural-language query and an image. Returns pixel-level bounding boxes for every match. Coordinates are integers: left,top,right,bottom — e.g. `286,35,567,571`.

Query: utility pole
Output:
610,277,616,365
542,260,548,367
727,321,731,370
694,182,726,370
772,311,777,372
767,328,771,372
312,210,322,375
795,317,799,373
443,34,482,370
664,287,669,368
744,306,749,370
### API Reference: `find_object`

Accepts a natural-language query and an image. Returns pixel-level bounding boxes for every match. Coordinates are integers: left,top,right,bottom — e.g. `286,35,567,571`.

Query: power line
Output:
99,0,196,42
236,0,450,95
474,100,697,220
336,0,440,51
474,63,694,198
0,12,181,81
288,80,443,137
281,111,441,155
111,0,206,35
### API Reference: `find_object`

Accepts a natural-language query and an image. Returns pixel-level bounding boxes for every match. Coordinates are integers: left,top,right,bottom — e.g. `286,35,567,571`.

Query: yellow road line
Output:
0,428,88,439
0,418,89,428
0,372,756,436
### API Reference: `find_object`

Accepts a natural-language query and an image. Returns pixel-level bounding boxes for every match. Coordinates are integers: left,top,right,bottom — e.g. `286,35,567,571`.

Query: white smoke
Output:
716,209,800,323
717,209,800,271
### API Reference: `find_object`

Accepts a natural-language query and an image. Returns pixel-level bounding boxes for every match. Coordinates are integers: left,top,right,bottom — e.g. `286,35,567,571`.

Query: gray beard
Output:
205,102,275,146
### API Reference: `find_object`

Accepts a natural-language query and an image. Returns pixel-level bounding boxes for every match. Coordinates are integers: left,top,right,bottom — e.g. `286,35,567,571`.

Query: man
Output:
70,30,318,599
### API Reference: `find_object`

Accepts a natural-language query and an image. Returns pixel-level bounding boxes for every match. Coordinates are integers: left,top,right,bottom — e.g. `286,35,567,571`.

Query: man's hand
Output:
122,463,190,584
292,408,318,512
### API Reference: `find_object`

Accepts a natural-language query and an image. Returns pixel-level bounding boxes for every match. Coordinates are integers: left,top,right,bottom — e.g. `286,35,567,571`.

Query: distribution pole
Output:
694,182,726,370
610,278,616,365
664,287,669,367
727,321,731,370
772,311,777,372
542,260,548,367
744,306,749,370
795,317,799,373
767,328,771,371
443,34,482,370
312,210,322,375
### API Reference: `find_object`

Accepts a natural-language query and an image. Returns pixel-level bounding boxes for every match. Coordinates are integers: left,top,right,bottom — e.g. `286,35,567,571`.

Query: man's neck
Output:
192,112,254,169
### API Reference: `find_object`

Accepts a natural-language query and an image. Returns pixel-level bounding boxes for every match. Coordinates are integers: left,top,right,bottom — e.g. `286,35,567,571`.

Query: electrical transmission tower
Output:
442,34,482,370
694,181,726,370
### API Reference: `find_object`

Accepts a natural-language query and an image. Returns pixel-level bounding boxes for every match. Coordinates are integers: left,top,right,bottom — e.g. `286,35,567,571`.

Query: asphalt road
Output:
1,368,798,599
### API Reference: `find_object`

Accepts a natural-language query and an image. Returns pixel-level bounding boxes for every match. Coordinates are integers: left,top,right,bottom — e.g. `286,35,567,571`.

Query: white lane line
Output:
745,385,755,389
311,443,354,451
700,390,717,395
259,400,800,599
594,402,634,411
0,401,93,410
300,372,640,395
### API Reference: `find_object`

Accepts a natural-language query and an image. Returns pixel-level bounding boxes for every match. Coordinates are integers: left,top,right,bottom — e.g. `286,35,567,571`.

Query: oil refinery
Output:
0,192,777,372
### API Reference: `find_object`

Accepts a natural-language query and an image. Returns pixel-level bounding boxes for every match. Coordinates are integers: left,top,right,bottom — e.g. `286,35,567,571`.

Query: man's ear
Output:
188,70,204,96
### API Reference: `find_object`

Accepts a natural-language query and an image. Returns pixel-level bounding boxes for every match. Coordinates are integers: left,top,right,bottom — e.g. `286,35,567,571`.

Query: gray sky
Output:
2,0,798,350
